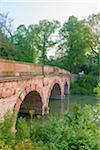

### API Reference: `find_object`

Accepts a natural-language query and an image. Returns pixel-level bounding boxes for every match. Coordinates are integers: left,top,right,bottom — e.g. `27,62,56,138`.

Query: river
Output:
49,95,97,117
18,95,97,120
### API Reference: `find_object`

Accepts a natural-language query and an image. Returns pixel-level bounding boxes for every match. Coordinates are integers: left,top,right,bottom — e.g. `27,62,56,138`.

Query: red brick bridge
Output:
0,59,71,122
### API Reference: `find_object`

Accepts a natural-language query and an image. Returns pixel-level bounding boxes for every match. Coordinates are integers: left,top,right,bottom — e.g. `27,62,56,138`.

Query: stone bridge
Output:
0,59,71,125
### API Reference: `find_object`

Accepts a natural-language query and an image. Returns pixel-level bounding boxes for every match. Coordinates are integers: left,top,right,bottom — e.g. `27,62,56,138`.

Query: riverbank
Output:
0,103,99,150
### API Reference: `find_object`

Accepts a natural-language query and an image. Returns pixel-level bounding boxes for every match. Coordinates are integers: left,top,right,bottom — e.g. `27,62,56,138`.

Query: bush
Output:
30,104,100,150
71,74,97,95
15,139,33,150
63,104,100,150
0,112,15,146
0,104,99,149
0,140,11,150
94,83,100,100
16,117,30,141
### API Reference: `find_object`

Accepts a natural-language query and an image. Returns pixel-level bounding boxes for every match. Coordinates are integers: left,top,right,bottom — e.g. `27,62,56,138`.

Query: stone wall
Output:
0,59,70,77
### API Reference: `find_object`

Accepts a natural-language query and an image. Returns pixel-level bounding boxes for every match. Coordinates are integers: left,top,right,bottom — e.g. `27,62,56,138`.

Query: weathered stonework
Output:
0,59,71,126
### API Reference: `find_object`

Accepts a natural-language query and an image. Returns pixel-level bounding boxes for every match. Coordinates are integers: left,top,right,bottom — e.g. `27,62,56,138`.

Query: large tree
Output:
59,16,95,73
87,13,100,54
28,20,60,64
0,13,14,42
86,13,100,75
0,13,18,60
13,25,33,62
14,20,60,64
0,29,17,60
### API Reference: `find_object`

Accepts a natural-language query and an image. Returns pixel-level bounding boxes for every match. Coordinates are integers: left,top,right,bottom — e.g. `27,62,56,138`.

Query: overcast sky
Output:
0,0,99,29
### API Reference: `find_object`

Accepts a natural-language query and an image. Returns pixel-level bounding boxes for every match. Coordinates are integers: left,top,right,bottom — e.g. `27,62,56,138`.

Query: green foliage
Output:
87,13,100,55
13,25,34,63
31,117,61,143
13,20,60,64
0,29,18,60
71,74,97,95
16,117,30,141
0,104,100,149
63,104,100,150
30,104,100,150
0,140,11,150
0,112,15,145
52,14,99,75
59,16,95,73
15,139,33,150
0,13,19,61
94,83,100,100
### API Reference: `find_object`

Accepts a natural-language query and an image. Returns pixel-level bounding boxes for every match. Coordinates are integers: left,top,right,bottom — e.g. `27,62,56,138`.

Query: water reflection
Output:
49,95,97,117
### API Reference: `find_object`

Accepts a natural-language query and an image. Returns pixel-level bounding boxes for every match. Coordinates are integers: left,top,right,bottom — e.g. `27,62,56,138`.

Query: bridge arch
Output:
12,83,44,131
14,85,43,114
47,78,63,102
19,91,43,115
49,83,61,100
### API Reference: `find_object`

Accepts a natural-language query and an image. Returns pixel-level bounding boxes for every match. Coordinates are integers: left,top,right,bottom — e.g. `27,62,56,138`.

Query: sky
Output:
0,0,99,29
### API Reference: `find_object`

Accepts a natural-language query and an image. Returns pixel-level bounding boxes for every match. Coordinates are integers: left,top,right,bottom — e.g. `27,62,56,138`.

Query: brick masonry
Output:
0,59,71,126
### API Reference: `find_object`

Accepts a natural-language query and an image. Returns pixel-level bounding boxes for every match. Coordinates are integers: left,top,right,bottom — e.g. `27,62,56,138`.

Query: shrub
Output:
0,112,15,146
16,117,30,141
0,140,11,150
15,139,33,150
30,104,100,150
94,83,100,100
0,104,99,149
71,74,97,95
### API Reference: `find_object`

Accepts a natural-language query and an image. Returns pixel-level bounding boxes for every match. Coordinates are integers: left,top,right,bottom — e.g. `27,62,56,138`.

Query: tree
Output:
59,16,95,73
0,13,14,42
0,29,17,60
87,13,100,54
13,25,33,62
28,20,60,64
86,13,100,75
0,13,18,60
13,20,60,64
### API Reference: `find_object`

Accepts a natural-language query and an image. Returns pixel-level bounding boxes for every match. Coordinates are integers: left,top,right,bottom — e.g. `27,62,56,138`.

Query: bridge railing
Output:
0,59,70,78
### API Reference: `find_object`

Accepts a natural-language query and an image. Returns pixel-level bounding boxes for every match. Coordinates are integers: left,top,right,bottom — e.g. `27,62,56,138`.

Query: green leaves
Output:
29,20,60,64
94,83,100,100
0,104,99,149
0,112,15,146
71,74,97,95
16,117,30,141
59,16,96,73
13,20,60,64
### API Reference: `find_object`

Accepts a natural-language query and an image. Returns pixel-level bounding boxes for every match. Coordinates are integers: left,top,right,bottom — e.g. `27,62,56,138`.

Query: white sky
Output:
0,0,99,29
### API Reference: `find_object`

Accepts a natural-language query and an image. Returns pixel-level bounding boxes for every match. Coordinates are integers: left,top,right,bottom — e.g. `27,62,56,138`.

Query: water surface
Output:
49,95,97,117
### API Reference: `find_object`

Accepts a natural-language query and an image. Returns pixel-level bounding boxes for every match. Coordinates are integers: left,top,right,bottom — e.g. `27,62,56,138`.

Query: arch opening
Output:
19,91,42,117
64,82,68,95
49,83,61,100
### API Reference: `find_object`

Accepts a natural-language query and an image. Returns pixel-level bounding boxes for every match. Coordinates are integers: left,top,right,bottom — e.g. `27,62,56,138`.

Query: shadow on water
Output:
49,94,97,117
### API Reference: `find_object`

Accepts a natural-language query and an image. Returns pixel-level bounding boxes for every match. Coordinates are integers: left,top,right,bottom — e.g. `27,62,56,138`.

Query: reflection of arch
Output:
64,81,68,95
48,79,62,101
19,91,42,115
